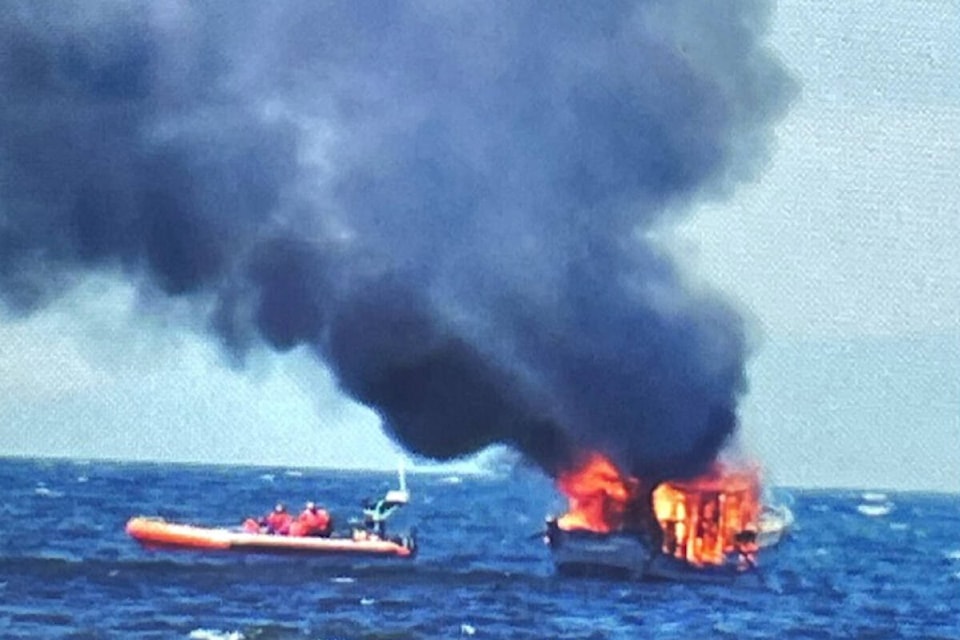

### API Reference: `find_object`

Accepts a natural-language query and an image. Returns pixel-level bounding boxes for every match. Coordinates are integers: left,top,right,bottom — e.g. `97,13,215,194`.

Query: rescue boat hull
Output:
126,517,416,558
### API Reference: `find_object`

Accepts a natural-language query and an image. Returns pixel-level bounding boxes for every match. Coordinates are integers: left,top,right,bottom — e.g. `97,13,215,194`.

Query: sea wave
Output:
34,485,64,498
3,459,959,639
856,503,893,517
188,629,244,640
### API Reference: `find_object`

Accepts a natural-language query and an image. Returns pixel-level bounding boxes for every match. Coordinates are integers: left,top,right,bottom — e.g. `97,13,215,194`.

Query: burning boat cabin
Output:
545,454,762,581
652,469,760,568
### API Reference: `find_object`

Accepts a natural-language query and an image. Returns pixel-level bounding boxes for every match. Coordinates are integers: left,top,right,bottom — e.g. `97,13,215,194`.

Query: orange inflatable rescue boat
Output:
125,517,415,557
126,472,416,558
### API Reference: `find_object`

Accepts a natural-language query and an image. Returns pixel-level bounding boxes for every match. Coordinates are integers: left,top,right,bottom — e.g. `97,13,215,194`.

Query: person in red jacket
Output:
265,502,293,535
241,517,262,533
290,501,332,537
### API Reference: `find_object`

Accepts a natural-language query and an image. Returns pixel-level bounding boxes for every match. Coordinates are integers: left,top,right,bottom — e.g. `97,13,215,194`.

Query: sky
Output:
674,1,959,491
1,2,957,491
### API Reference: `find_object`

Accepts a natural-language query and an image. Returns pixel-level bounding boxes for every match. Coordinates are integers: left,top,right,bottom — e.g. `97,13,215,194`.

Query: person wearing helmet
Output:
292,500,332,537
265,502,293,535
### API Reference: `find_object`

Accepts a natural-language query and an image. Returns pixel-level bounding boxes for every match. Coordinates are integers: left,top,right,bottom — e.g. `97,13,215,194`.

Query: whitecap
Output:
259,474,275,482
460,623,476,636
944,549,960,561
360,597,376,605
35,486,64,498
861,491,888,502
188,629,244,640
857,503,893,517
441,476,462,485
77,475,89,483
331,576,356,584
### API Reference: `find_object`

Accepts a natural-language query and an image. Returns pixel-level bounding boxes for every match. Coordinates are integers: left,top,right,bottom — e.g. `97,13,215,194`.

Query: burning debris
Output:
547,452,766,579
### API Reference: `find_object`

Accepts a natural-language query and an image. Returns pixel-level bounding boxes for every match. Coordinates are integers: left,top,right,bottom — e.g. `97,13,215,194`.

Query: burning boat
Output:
544,453,772,582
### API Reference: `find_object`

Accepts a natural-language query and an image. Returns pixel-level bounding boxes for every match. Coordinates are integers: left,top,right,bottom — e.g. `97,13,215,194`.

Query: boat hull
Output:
547,528,653,580
126,517,415,558
757,503,794,548
545,522,755,584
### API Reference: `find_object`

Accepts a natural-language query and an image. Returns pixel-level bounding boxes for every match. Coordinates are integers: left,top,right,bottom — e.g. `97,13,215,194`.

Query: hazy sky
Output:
681,2,959,340
2,3,957,491
676,2,959,491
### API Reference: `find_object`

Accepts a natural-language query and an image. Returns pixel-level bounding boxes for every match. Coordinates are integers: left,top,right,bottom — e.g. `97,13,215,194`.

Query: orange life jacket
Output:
266,511,292,535
298,507,331,536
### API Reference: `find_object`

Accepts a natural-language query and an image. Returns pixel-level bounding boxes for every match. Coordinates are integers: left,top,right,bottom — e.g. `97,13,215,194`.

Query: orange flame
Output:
652,462,761,566
555,453,762,567
556,453,638,533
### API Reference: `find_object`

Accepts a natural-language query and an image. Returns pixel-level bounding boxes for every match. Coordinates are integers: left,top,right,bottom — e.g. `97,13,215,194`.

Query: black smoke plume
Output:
0,2,793,479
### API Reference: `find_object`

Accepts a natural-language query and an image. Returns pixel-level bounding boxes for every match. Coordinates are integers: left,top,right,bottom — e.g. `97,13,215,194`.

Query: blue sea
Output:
0,457,957,639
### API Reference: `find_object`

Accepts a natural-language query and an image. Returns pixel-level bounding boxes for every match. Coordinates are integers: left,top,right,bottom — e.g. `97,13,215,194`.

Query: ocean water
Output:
0,458,957,639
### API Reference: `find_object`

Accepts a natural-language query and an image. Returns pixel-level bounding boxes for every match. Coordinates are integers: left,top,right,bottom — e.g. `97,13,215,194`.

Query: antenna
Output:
398,457,407,493
383,457,410,506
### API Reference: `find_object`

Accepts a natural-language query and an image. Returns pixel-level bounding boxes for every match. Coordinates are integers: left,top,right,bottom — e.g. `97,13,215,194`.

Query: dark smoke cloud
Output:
0,1,793,478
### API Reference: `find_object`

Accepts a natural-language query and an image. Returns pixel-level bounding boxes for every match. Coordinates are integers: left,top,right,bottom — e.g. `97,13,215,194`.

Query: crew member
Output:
362,497,385,537
265,502,293,535
242,517,263,533
292,501,332,537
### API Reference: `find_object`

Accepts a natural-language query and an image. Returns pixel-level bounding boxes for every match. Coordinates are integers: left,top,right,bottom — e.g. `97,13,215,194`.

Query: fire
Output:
556,453,638,533
555,452,762,567
652,462,761,566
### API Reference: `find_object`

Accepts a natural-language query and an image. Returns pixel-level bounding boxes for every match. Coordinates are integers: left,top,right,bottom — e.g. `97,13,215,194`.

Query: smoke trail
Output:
0,1,793,478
